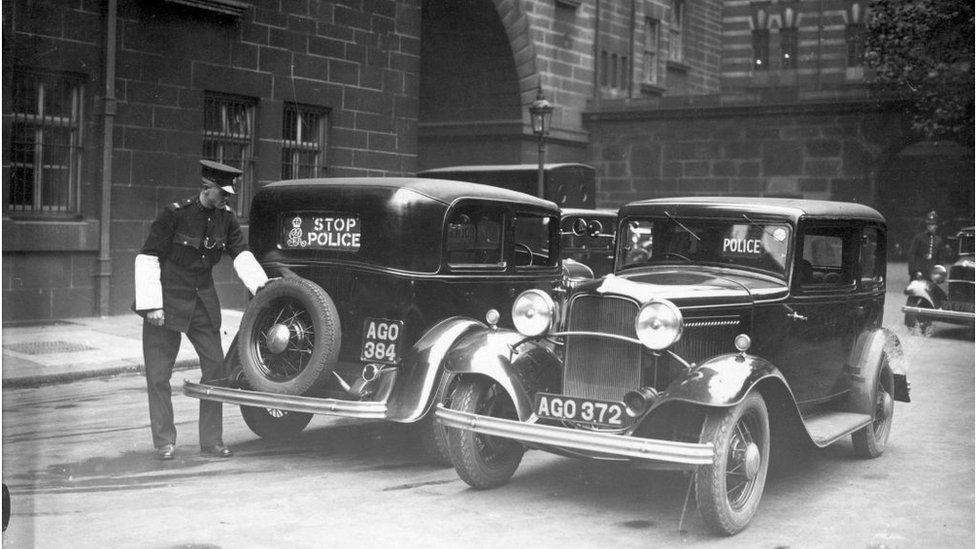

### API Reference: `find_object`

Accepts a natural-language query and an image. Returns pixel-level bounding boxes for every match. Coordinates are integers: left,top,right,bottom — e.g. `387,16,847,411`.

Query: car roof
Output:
619,196,885,223
561,208,617,218
419,163,593,173
264,177,559,211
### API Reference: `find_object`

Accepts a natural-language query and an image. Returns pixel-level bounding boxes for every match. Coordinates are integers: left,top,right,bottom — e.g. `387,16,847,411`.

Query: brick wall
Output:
3,0,422,320
585,94,911,210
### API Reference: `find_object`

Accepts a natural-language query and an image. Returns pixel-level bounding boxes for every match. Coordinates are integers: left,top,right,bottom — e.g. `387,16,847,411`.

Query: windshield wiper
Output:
664,210,701,242
741,213,780,239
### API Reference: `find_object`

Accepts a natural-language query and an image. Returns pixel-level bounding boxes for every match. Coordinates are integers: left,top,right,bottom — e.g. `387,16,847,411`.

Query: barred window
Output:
668,0,684,62
644,18,661,85
846,23,866,67
281,104,328,179
7,71,83,214
202,93,256,214
780,27,798,69
752,29,770,71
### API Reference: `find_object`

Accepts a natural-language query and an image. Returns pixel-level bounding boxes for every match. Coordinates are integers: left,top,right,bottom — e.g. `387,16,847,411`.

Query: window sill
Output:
2,218,100,252
666,60,690,73
164,0,248,16
640,82,666,96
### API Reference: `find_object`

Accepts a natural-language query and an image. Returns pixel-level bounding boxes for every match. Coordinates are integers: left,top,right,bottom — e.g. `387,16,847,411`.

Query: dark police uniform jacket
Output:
140,197,247,333
907,230,945,278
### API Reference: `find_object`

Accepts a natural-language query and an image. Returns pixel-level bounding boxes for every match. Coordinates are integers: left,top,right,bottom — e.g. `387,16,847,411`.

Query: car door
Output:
778,220,863,406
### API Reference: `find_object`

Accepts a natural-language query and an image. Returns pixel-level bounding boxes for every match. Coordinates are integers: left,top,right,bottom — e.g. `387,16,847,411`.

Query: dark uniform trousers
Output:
144,297,224,448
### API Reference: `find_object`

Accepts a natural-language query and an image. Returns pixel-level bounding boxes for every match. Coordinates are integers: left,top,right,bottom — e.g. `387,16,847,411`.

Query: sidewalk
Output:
1,310,242,389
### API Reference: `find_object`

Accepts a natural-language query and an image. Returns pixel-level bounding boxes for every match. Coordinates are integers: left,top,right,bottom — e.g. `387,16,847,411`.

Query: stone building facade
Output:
3,0,971,321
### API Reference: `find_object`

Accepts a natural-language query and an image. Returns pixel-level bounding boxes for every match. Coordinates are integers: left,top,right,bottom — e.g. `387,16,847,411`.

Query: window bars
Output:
281,104,328,180
8,72,82,214
202,93,255,213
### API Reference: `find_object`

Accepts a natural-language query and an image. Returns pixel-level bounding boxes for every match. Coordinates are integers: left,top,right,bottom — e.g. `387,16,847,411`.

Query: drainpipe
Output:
628,0,635,99
96,0,118,316
593,0,601,104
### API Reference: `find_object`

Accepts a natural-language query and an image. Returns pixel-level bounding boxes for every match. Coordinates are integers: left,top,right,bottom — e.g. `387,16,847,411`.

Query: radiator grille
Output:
562,294,742,401
563,295,642,401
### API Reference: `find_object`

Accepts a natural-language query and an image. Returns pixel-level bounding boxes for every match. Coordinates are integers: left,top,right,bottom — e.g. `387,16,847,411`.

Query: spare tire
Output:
238,277,341,395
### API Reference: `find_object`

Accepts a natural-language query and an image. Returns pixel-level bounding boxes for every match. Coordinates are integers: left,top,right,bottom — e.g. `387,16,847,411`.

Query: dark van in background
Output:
418,163,596,209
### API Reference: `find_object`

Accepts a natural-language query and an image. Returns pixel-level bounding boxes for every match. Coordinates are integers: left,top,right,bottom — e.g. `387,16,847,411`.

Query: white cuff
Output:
134,254,163,310
233,251,269,295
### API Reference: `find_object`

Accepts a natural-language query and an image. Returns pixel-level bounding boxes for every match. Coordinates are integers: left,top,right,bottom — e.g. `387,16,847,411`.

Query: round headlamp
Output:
634,299,683,350
511,289,556,337
930,264,947,284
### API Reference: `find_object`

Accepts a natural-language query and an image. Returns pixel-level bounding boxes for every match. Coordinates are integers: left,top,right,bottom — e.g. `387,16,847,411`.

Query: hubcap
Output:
265,324,291,355
742,442,761,480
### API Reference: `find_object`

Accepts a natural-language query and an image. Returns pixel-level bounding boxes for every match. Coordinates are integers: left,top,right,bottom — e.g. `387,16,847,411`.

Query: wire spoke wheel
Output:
695,392,770,536
239,277,340,395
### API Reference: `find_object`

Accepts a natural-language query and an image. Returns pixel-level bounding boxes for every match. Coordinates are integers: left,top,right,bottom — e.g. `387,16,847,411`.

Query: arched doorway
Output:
418,0,533,170
877,140,974,258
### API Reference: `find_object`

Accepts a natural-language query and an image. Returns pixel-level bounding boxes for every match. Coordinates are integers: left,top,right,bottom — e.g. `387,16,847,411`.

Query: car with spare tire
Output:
182,177,566,463
433,197,911,535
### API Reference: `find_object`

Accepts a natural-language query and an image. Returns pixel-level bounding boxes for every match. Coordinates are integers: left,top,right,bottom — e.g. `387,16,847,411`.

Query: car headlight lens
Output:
511,289,556,337
634,299,683,350
930,264,947,284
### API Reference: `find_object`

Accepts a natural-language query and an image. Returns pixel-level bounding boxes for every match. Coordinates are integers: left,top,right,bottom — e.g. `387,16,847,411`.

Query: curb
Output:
2,358,201,389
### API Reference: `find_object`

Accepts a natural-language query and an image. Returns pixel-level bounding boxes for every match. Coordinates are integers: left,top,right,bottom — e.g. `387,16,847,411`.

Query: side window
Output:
859,227,884,289
513,214,556,268
446,207,503,267
799,227,853,287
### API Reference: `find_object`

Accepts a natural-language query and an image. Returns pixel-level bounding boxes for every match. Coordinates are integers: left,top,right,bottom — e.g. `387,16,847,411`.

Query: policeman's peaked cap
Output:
200,159,242,195
925,210,939,224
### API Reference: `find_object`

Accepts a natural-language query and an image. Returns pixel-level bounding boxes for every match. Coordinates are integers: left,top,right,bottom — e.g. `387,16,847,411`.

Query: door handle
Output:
787,311,808,322
855,305,866,316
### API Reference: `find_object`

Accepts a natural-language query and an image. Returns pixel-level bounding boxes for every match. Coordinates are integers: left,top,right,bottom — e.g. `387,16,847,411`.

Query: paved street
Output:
2,269,974,548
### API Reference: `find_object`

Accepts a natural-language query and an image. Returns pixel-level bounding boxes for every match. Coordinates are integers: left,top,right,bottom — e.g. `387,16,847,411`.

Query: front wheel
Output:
445,377,524,489
695,392,770,536
851,359,894,458
239,406,313,440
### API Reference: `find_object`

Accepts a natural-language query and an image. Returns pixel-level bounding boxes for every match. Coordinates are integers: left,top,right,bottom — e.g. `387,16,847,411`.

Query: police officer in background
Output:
907,210,945,280
134,160,268,460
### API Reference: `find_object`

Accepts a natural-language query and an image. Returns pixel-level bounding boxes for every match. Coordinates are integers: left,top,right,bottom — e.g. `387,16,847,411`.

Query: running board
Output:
182,380,387,419
802,411,872,447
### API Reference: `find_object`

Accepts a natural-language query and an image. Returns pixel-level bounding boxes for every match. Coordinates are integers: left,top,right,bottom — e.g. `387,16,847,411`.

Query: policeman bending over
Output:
133,160,268,460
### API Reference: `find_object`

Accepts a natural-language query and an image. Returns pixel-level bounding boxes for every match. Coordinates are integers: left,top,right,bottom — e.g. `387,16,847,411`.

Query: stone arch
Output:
488,0,543,111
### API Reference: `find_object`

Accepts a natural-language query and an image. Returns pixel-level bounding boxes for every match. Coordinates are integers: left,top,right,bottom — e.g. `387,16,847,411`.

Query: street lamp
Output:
528,86,553,200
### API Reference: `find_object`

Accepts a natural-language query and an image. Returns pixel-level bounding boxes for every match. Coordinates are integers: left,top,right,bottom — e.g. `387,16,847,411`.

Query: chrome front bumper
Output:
901,305,976,323
183,380,387,419
434,404,714,465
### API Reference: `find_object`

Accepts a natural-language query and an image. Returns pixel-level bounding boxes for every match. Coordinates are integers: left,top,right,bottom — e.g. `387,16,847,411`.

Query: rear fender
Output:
848,328,910,410
384,317,484,422
440,328,559,420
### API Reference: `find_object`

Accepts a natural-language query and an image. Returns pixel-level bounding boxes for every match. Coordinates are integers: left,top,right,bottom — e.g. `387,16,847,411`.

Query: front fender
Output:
384,317,484,422
903,279,936,307
651,353,790,410
441,328,559,421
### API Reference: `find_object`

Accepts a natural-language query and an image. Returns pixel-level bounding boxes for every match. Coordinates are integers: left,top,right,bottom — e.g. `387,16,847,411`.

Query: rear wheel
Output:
445,377,524,489
240,406,313,440
852,359,894,458
238,278,341,395
695,392,770,536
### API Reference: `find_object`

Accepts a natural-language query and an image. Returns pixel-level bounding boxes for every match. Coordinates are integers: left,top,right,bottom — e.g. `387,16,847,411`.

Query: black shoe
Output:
200,444,233,458
154,444,175,460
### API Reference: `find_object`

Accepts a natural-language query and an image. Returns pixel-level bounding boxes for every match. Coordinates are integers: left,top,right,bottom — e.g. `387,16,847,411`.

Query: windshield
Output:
619,216,792,278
